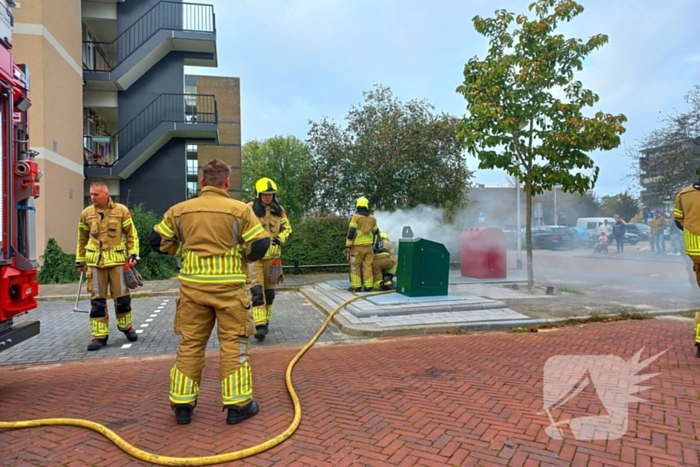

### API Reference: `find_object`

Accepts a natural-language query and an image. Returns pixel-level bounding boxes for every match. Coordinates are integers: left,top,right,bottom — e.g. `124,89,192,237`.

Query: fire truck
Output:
0,0,42,353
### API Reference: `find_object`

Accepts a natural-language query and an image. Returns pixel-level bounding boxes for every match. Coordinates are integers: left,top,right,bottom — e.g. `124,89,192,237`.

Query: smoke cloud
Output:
374,205,463,259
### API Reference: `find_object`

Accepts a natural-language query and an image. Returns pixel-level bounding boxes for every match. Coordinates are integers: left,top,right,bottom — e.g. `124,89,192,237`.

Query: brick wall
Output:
194,76,242,200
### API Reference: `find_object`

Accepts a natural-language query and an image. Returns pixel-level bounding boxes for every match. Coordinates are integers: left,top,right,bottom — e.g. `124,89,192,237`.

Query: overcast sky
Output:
186,0,700,197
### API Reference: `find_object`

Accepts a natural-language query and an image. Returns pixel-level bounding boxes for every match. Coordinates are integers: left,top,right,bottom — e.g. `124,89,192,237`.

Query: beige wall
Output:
195,76,242,200
13,0,84,258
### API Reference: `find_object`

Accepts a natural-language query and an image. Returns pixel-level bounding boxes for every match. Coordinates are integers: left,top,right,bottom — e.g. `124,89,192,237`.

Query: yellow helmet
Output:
254,177,277,197
380,232,388,240
356,196,369,209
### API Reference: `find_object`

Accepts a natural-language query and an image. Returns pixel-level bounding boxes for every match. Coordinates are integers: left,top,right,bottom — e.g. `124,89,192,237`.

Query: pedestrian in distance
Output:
149,159,270,425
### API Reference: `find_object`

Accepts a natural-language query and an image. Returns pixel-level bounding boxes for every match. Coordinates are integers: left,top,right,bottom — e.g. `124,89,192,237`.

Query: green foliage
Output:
129,204,178,280
456,0,627,287
305,84,473,219
280,217,349,266
241,135,312,223
36,238,80,284
597,191,640,221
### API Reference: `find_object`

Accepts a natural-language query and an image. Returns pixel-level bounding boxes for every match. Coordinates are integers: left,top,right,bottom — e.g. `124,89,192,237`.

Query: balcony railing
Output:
82,2,215,73
84,93,217,168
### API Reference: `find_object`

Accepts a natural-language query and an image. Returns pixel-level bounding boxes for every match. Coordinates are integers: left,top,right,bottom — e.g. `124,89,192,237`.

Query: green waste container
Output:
396,237,450,297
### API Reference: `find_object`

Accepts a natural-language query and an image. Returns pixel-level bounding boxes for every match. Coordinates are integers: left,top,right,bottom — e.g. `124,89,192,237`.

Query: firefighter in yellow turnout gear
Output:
76,181,140,351
149,160,270,425
346,196,379,291
372,232,398,291
247,177,292,341
673,167,700,358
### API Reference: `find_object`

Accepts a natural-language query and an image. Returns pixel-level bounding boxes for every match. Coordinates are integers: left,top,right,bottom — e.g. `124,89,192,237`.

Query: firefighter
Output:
247,177,292,341
372,232,397,290
346,196,379,291
149,159,270,425
76,181,140,351
673,167,700,358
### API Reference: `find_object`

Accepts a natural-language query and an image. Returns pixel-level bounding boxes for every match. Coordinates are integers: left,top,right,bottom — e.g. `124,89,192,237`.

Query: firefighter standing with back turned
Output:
247,177,292,341
76,181,140,351
149,160,270,425
346,196,379,291
673,166,700,358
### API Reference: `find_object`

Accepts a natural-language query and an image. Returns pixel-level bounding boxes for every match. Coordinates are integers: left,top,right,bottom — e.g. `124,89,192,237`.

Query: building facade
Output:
12,0,241,258
184,74,242,200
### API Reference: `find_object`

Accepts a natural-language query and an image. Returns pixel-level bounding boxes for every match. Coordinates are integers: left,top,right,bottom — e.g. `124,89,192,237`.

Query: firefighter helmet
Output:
380,232,388,240
254,177,277,197
356,196,369,209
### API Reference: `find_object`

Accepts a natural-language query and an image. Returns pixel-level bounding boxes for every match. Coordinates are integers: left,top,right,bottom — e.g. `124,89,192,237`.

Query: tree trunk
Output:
525,173,534,291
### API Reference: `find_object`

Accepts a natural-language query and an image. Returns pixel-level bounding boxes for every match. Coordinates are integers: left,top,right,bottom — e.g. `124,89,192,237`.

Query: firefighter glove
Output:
272,236,281,246
124,266,144,289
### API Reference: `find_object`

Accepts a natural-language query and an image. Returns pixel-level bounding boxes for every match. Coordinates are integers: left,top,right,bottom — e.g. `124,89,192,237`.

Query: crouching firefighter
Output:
346,196,379,291
75,181,140,351
372,232,397,290
248,177,292,341
673,165,700,358
149,159,270,425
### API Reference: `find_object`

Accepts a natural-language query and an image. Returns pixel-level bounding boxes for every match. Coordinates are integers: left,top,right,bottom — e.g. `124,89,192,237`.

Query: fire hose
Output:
0,290,391,466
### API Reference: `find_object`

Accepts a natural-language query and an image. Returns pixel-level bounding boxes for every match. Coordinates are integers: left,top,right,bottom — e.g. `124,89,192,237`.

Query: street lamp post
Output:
516,178,522,270
554,185,558,225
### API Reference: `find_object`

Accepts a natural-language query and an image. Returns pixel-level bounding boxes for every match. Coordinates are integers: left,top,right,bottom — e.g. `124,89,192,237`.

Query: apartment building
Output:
11,0,240,258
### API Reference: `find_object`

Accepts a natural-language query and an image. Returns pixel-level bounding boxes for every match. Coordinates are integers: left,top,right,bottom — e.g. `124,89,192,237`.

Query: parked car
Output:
624,223,650,242
530,225,577,250
570,227,593,248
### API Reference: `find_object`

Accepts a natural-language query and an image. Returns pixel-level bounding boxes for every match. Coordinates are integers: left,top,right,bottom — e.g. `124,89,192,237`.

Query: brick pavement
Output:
1,318,699,466
0,292,360,367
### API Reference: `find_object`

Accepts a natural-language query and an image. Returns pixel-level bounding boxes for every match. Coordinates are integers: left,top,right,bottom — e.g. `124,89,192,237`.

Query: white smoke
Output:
374,205,463,260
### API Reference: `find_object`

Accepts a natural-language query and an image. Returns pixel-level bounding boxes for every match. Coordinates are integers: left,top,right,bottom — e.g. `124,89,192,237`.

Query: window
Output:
187,181,199,199
187,159,198,177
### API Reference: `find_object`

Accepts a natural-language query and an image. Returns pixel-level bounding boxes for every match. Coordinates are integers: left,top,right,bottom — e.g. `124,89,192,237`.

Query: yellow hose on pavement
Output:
0,290,391,466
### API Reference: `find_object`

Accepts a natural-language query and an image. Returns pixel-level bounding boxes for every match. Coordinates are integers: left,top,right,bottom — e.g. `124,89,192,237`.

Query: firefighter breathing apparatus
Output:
0,290,392,466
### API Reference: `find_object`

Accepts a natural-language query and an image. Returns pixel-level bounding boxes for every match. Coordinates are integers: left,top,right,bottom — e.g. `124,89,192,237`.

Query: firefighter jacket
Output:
649,215,666,236
346,208,379,247
674,185,700,256
151,186,267,285
247,198,292,260
76,198,139,268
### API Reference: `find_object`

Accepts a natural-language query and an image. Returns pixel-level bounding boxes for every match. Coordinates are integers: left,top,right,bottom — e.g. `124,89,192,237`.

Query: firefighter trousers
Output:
248,258,277,326
87,265,132,338
372,255,396,290
169,282,255,408
692,258,700,346
349,244,373,289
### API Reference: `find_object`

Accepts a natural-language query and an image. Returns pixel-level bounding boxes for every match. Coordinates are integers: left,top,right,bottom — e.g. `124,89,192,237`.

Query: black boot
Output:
254,324,268,341
87,337,108,351
122,327,138,342
172,404,194,425
226,400,259,425
696,344,700,358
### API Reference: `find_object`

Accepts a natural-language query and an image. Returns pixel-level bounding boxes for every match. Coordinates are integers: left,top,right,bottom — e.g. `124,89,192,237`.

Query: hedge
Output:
280,217,349,268
37,204,177,284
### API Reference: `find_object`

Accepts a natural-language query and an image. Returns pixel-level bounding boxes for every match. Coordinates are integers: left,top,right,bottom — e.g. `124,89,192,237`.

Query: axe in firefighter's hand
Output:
73,271,90,313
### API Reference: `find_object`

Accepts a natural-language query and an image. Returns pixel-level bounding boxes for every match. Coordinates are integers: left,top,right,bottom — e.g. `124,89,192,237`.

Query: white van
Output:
576,217,616,231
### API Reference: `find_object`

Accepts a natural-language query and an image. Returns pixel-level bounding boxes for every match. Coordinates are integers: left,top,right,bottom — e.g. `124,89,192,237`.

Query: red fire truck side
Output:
0,0,42,353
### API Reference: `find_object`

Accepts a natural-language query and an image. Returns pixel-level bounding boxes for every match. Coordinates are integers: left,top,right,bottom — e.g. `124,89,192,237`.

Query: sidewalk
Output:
0,317,695,466
36,272,349,301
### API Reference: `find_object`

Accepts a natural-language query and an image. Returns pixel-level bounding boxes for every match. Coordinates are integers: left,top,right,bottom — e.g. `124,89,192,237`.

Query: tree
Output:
241,135,312,222
597,191,640,221
305,85,474,219
627,85,700,207
456,0,627,289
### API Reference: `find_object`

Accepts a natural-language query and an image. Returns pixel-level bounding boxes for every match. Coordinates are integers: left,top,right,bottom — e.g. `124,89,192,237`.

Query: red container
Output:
459,227,507,279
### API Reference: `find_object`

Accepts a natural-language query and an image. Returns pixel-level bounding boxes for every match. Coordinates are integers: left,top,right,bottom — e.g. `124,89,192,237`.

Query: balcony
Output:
82,2,217,91
84,93,218,179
